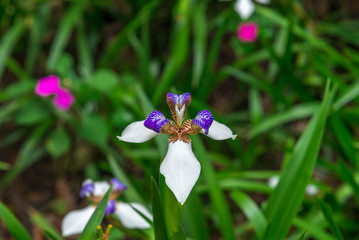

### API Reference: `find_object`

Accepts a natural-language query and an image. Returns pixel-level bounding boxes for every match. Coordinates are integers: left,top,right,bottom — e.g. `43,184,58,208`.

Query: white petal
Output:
93,181,110,197
115,202,152,229
268,176,279,189
206,120,237,140
256,0,270,4
117,120,158,143
160,141,200,204
234,0,255,19
61,206,95,237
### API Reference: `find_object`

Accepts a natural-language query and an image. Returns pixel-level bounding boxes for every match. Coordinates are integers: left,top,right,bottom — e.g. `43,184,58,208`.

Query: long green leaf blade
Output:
230,190,267,239
263,82,334,240
78,187,112,240
0,19,25,81
192,135,235,240
151,177,168,240
0,201,32,240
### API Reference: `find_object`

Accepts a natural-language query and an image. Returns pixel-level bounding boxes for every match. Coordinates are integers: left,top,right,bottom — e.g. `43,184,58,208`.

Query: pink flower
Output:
35,75,61,96
35,75,75,111
237,22,259,42
53,88,75,111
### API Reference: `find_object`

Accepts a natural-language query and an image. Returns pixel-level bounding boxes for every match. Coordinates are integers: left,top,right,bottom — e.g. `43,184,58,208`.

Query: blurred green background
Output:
1,0,359,239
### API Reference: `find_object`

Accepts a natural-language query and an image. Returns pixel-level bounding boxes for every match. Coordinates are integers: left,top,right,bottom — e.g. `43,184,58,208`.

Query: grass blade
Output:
47,1,85,71
317,199,344,240
78,186,112,240
192,135,235,240
263,82,334,240
0,201,32,240
191,2,207,88
0,19,25,81
30,211,64,240
99,0,159,67
152,0,190,104
249,103,320,138
230,190,267,239
151,177,168,240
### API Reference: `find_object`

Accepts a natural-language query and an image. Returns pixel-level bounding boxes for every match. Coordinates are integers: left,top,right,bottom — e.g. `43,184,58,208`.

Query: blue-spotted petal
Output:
144,111,169,133
192,110,214,135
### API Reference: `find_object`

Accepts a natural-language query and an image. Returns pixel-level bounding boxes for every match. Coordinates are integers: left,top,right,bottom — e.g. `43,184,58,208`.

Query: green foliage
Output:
1,0,359,239
0,201,32,240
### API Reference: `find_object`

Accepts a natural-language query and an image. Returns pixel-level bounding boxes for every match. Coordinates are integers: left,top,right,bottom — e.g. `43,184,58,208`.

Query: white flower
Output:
268,176,319,196
62,179,152,237
118,92,236,204
234,0,270,20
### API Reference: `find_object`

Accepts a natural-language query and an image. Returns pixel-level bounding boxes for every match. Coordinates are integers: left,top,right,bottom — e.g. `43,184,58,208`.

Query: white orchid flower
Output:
62,178,152,237
234,0,270,20
268,176,319,196
118,92,236,204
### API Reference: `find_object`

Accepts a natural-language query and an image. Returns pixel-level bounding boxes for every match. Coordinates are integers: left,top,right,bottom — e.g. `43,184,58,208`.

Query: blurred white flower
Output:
61,179,152,237
267,176,319,196
233,0,270,19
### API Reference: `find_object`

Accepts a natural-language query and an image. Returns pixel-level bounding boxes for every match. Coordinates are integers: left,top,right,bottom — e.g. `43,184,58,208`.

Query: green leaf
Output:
297,231,307,240
30,212,65,240
107,152,145,204
293,217,336,240
151,177,169,240
47,1,85,71
230,190,267,239
182,191,209,240
192,2,207,88
333,81,359,111
15,101,51,125
80,115,109,148
152,0,190,104
0,201,32,240
89,69,119,92
0,19,25,81
263,82,334,240
78,187,112,240
330,114,359,168
249,103,320,138
46,127,71,158
192,135,235,240
99,0,159,67
317,199,344,240
159,173,183,238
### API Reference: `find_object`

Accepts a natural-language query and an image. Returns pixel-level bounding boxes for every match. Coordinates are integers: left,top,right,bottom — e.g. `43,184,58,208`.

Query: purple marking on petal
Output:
104,200,116,216
167,92,191,107
144,111,169,133
53,88,75,111
110,178,127,191
192,110,214,135
35,75,61,97
79,182,94,198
